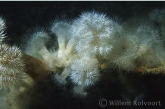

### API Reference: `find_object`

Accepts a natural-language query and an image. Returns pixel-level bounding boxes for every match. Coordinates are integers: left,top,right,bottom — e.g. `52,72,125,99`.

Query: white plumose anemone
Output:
133,24,165,68
48,21,76,86
70,55,100,87
25,21,77,86
109,33,140,71
25,31,50,60
54,67,71,87
71,11,122,56
0,44,26,90
0,17,6,42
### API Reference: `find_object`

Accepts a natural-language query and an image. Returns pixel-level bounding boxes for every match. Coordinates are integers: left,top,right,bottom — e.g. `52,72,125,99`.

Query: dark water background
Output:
0,1,165,109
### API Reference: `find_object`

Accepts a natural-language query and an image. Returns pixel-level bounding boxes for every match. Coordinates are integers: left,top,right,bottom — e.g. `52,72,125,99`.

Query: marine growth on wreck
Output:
0,7,165,109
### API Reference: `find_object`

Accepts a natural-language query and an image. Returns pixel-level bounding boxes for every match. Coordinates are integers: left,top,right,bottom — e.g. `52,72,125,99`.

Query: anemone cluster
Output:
24,9,165,97
0,7,165,109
